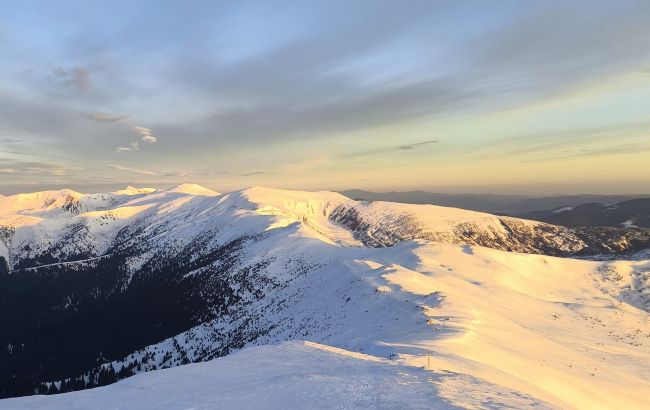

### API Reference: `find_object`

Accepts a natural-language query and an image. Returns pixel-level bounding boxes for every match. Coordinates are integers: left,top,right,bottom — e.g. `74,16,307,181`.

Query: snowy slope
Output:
79,240,648,409
4,240,650,409
1,185,650,408
0,341,551,410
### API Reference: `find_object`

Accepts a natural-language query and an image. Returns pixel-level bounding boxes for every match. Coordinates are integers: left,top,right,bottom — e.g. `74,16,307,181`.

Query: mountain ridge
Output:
518,198,650,228
2,185,649,270
1,184,649,408
341,189,650,215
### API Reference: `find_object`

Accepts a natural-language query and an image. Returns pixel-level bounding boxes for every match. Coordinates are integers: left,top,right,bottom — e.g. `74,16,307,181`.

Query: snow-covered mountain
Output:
1,184,648,272
518,198,650,229
1,185,649,408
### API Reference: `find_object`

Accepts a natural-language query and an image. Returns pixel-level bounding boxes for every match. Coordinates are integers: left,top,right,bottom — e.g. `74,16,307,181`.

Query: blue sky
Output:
1,0,650,194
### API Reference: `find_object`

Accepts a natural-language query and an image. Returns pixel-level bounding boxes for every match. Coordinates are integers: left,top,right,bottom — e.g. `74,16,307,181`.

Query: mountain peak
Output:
0,189,85,215
239,185,350,203
166,183,220,196
113,186,157,196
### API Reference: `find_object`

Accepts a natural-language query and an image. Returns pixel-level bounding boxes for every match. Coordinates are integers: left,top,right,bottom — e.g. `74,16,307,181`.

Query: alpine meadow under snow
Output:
0,185,649,409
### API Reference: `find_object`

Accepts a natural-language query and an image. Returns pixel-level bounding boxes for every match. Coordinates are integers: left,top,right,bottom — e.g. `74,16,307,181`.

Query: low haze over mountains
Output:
341,189,650,219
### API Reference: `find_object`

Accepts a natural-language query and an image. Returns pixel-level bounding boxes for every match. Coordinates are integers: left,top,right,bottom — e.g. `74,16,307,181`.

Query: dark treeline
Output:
0,246,226,398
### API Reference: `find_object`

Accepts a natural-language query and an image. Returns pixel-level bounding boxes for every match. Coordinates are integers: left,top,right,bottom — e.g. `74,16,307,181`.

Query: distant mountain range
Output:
340,189,650,218
518,198,650,228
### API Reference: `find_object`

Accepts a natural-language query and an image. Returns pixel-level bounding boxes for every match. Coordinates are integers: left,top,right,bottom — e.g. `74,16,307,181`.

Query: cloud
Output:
107,164,157,176
53,66,91,91
132,126,157,143
242,171,267,176
144,1,650,155
342,139,441,159
87,112,129,123
163,170,192,178
478,121,650,160
115,126,157,153
3,1,650,194
398,140,438,150
521,143,650,163
0,160,70,177
116,142,139,152
44,168,67,176
132,126,151,134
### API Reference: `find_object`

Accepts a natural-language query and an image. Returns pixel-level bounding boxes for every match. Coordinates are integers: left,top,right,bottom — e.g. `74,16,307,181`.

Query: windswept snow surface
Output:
0,341,552,410
1,185,650,409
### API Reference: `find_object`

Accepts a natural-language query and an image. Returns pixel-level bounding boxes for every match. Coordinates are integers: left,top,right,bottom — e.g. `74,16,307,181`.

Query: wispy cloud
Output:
87,112,129,123
242,171,267,176
2,2,650,194
53,66,91,91
114,126,156,152
344,139,441,159
520,143,650,163
0,160,69,177
132,126,157,143
398,140,438,150
41,168,67,176
116,142,139,152
163,170,192,178
107,163,157,176
476,121,650,162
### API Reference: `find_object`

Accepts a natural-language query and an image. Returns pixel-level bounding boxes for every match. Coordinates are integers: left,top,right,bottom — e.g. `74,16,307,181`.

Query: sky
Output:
1,0,650,195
